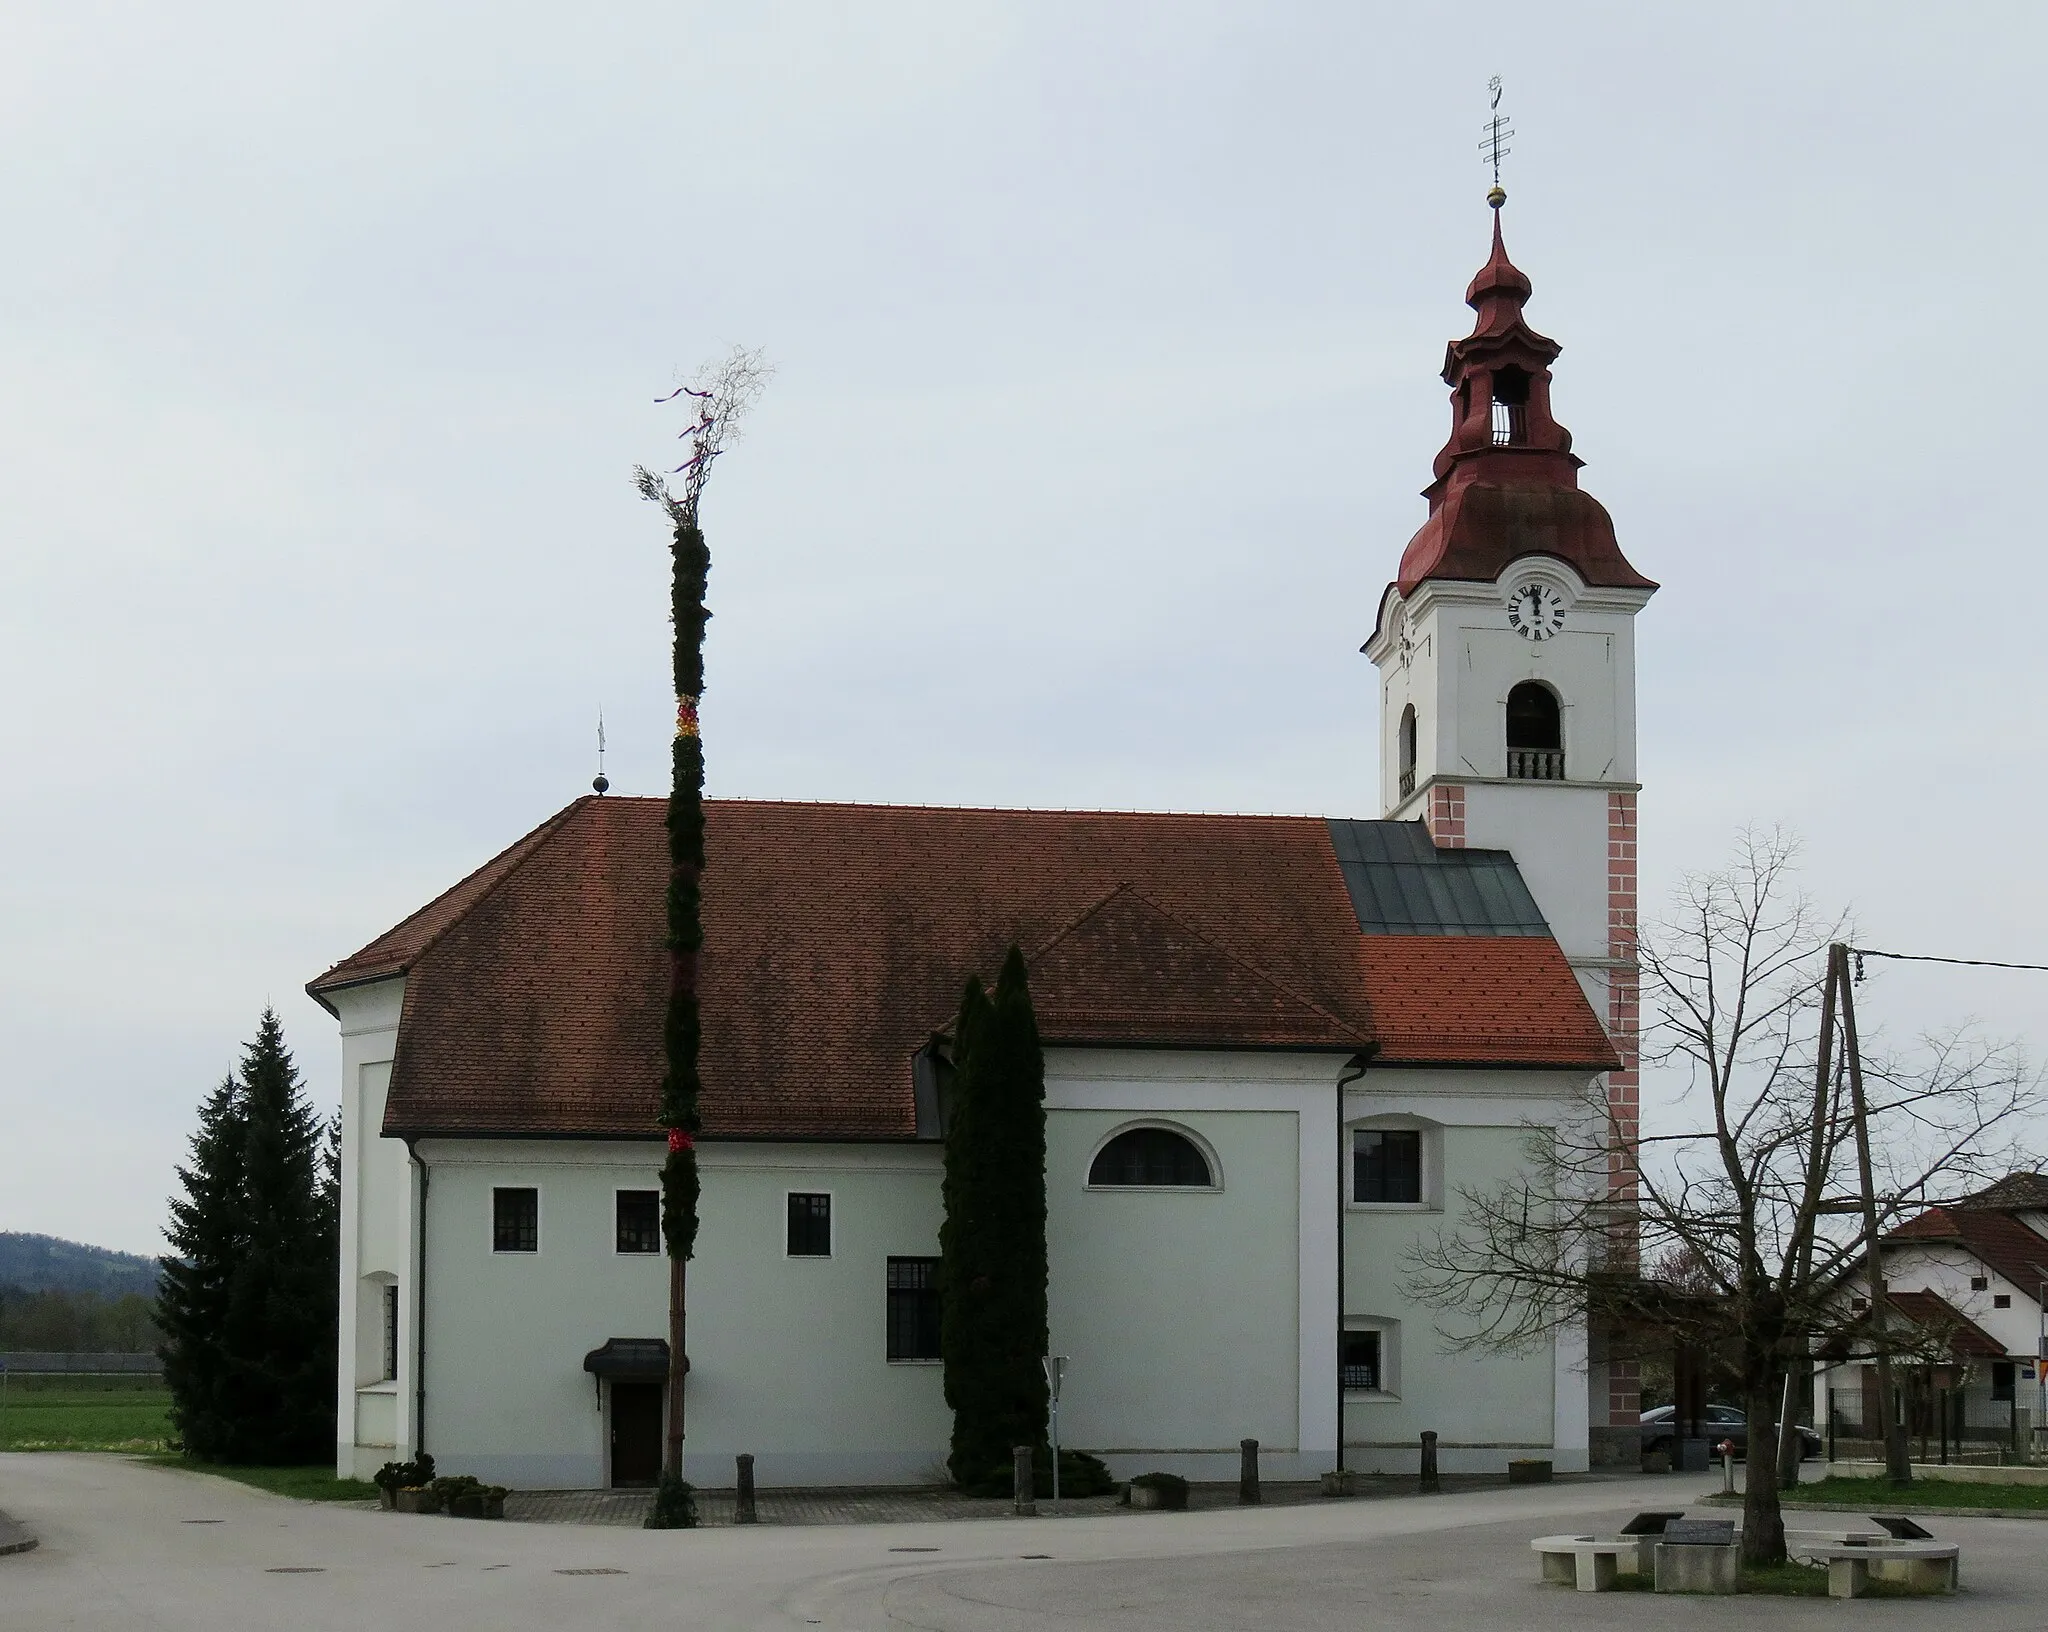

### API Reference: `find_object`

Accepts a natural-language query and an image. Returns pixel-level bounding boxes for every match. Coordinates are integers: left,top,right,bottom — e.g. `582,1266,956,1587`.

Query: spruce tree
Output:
158,1074,249,1458
941,946,1052,1491
219,1008,334,1463
159,1010,336,1464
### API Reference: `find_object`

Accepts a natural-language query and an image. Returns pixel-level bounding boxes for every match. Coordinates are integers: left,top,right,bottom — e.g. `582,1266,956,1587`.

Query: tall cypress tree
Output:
941,946,1051,1491
158,1074,249,1458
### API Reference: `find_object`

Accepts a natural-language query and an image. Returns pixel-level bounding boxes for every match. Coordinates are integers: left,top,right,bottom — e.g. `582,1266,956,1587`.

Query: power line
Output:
1853,947,2048,975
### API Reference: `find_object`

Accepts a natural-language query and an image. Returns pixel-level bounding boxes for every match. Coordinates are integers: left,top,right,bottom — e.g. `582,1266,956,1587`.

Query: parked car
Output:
1639,1403,1824,1462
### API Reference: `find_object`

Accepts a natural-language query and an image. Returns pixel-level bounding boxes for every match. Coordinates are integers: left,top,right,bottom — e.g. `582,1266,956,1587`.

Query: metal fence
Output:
1825,1381,2039,1465
0,1351,161,1375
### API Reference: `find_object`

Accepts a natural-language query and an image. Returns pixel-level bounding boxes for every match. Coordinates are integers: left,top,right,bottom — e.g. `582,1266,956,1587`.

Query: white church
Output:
313,197,1656,1491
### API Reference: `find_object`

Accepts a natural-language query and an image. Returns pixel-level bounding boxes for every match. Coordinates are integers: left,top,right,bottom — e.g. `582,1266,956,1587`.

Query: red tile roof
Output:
1887,1206,2048,1297
308,796,1617,1141
1884,1290,2008,1359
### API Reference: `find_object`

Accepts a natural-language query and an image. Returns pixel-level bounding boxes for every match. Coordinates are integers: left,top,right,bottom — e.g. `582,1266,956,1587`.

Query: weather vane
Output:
1480,76,1513,206
592,708,609,796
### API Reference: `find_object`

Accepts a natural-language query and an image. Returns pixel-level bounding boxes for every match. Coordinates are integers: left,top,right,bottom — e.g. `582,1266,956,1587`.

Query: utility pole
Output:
1836,942,1912,1486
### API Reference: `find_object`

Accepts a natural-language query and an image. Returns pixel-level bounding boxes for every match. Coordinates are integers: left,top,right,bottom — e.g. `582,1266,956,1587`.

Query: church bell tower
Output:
1360,189,1657,1448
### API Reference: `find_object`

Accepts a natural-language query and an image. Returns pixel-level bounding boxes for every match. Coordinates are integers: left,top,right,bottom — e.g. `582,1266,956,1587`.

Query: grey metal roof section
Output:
1326,819,1551,937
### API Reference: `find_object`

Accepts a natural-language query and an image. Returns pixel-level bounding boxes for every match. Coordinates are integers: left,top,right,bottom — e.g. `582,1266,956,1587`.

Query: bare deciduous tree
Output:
1409,829,2036,1565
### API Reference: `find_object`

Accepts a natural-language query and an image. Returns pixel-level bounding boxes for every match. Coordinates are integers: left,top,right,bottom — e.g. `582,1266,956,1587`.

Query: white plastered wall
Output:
1341,1067,1592,1474
328,977,410,1480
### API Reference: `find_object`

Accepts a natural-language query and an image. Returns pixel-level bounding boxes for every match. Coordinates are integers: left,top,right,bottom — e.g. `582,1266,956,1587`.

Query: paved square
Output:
5,1454,2044,1630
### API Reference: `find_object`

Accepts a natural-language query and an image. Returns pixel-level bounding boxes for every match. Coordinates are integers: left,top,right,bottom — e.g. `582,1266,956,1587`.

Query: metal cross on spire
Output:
1479,76,1514,202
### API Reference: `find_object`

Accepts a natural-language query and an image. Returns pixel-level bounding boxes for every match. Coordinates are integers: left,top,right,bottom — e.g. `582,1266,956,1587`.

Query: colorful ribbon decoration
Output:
675,695,700,739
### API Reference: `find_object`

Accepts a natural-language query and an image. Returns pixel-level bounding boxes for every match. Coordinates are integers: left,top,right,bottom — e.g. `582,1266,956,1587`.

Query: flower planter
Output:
378,1487,397,1511
1320,1470,1359,1498
483,1493,505,1520
1127,1476,1188,1512
394,1487,441,1515
450,1492,485,1519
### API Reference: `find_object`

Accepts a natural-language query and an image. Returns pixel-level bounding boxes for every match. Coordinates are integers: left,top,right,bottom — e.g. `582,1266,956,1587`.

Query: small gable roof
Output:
309,797,1617,1142
1884,1290,2009,1360
1887,1205,2048,1297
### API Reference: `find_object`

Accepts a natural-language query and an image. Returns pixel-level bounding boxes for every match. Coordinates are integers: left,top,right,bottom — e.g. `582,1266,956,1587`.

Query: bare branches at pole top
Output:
635,346,774,529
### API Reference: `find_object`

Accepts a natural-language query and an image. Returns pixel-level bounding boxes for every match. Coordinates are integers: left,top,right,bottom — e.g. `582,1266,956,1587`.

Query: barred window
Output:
1353,1130,1422,1204
787,1193,832,1257
616,1190,661,1255
382,1283,399,1382
1341,1329,1382,1391
492,1187,539,1253
887,1257,942,1361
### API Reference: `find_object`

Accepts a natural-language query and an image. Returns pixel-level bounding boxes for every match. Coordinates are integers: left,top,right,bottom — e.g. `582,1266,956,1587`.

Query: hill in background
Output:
0,1233,158,1297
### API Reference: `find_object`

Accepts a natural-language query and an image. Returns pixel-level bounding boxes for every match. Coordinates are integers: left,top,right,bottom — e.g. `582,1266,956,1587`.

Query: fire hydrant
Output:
1718,1439,1737,1495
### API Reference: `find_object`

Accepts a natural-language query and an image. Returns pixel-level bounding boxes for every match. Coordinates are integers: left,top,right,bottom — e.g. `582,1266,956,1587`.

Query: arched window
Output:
1089,1126,1213,1188
1398,704,1417,799
1505,681,1563,780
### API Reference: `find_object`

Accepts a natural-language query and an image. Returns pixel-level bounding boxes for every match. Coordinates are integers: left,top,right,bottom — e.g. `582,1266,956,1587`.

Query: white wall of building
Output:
334,1039,1590,1486
328,977,410,1481
1341,1069,1592,1473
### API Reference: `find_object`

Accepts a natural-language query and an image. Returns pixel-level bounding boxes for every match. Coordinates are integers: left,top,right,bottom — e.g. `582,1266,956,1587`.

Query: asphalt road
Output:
4,1454,2045,1630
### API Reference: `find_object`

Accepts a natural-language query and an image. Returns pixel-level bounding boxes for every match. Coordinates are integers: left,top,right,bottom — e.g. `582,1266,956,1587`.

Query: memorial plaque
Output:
1662,1519,1736,1546
1871,1515,1934,1541
1620,1511,1687,1536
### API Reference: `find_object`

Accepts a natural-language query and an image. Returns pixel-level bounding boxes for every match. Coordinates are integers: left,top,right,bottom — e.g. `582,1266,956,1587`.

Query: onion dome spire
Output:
1391,195,1655,596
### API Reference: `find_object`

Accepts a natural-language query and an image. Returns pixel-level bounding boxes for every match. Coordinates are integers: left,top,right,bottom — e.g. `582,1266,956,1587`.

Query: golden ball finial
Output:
1487,185,1507,210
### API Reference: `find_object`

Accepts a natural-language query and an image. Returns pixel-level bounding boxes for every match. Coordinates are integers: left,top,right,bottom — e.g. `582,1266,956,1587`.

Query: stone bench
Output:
1789,1539,1960,1598
1529,1534,1641,1592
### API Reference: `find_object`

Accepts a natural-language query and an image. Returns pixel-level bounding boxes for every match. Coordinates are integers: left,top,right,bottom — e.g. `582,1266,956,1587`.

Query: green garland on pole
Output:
636,350,768,1531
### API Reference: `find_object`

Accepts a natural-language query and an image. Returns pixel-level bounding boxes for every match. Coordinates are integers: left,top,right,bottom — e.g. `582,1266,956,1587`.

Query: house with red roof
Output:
312,195,1656,1490
1817,1176,2048,1455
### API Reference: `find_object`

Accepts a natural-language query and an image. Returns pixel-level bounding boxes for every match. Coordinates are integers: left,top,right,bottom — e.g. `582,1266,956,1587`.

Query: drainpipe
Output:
1335,1051,1373,1473
404,1137,429,1458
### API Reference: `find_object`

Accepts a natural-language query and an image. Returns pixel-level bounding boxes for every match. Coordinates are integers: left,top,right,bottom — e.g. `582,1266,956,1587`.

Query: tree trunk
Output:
665,1256,685,1479
1740,1371,1786,1567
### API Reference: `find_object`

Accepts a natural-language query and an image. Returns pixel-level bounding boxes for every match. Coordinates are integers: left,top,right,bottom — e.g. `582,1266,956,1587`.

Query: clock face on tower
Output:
1506,581,1566,641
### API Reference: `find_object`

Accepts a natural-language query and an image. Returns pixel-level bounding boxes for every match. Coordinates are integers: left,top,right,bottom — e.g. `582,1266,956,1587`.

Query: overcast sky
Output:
3,3,2044,1256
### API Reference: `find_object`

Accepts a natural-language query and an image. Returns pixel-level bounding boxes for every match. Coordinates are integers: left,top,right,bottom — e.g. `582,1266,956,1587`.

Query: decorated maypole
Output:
635,347,770,1527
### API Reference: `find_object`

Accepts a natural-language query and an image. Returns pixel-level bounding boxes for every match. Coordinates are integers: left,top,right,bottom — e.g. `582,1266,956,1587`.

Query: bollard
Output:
1013,1445,1036,1516
1239,1438,1261,1505
1419,1430,1441,1494
1719,1440,1736,1495
735,1453,758,1524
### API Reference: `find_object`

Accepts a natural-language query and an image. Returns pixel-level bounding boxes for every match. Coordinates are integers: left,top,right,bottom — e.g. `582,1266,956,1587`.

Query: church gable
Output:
1014,884,1369,1050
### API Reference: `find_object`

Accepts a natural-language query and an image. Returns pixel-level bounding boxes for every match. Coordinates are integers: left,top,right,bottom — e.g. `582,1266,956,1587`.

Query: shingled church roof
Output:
309,796,1617,1142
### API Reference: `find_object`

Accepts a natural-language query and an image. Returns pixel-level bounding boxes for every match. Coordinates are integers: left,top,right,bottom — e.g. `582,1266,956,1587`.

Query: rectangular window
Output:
1994,1293,2013,1309
1341,1329,1382,1391
382,1283,399,1382
1354,1130,1422,1204
787,1192,832,1258
1971,1275,1990,1291
492,1186,539,1253
1994,1361,2017,1402
887,1257,942,1361
616,1190,661,1255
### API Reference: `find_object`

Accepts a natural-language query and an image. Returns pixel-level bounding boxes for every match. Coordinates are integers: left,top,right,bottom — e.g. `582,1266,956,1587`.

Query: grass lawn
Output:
137,1454,378,1503
0,1376,172,1452
1795,1474,2048,1512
